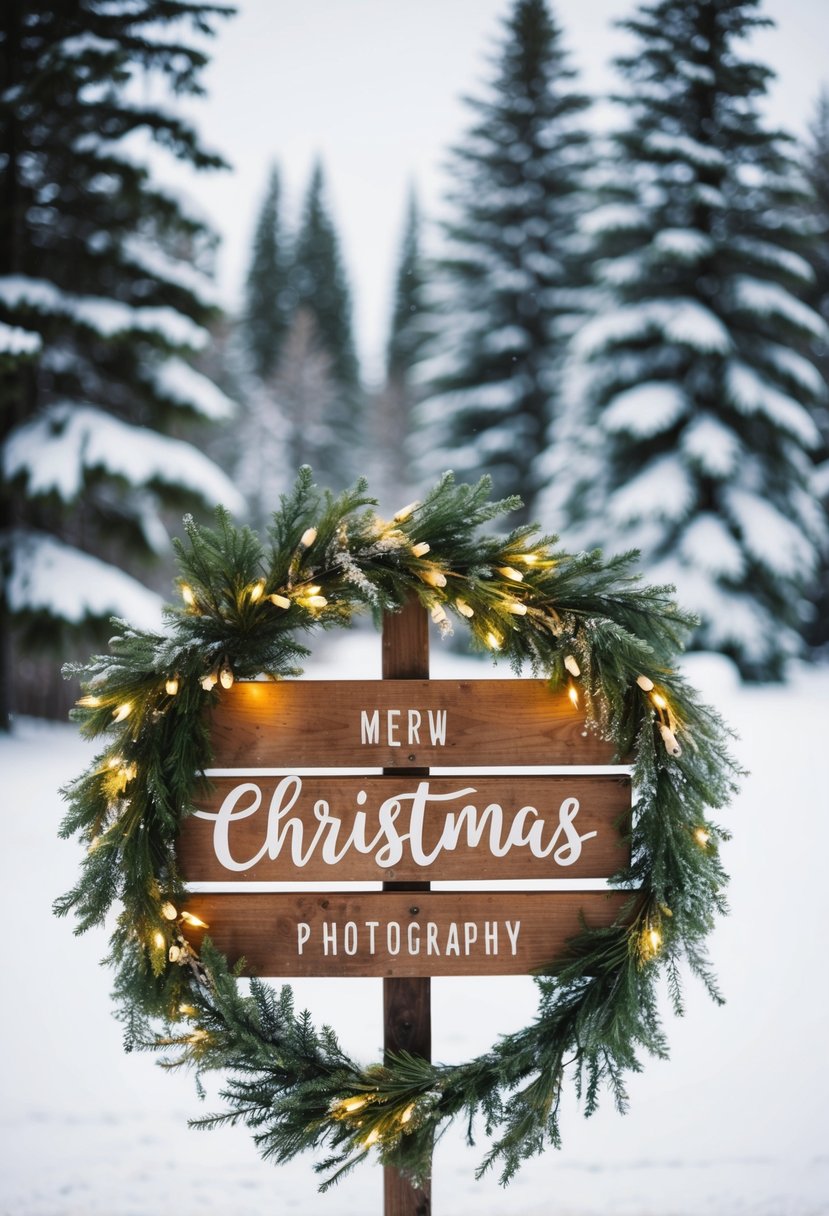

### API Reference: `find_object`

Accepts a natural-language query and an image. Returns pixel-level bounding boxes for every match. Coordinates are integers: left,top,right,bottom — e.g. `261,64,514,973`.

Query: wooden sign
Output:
179,890,633,978
180,774,631,882
206,679,619,767
181,672,633,979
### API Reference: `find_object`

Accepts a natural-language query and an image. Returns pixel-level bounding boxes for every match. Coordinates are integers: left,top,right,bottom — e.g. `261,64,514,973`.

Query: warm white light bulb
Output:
153,931,166,950
564,655,580,677
485,630,501,650
219,660,234,689
77,694,102,708
694,827,710,847
636,674,654,692
568,683,579,708
393,501,418,523
455,599,474,618
180,911,209,929
300,527,317,548
181,584,195,607
421,568,447,588
411,542,431,558
498,566,524,583
249,580,265,602
268,593,291,610
161,902,178,921
506,600,527,615
165,675,180,697
112,702,132,723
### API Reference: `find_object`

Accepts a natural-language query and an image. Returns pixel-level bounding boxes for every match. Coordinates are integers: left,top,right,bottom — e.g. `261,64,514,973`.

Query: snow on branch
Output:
726,362,821,447
603,381,688,437
0,320,42,358
730,276,829,340
152,358,236,421
575,299,731,357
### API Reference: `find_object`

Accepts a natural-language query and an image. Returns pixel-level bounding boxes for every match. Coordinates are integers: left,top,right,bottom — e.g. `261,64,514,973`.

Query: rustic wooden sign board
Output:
179,666,632,978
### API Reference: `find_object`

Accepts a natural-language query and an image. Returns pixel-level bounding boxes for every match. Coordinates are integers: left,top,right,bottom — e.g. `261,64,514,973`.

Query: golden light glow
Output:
568,683,579,708
249,580,265,602
412,541,431,558
200,667,218,692
430,604,448,625
694,827,711,847
341,1096,368,1114
485,630,502,650
268,593,291,609
393,501,418,523
306,595,328,610
161,902,178,920
77,694,102,708
518,552,538,565
168,944,182,963
420,568,447,588
648,927,662,950
178,1004,196,1016
456,598,474,618
306,585,322,596
219,659,235,689
181,583,195,607
300,527,317,548
651,691,668,710
400,1103,415,1125
363,1127,380,1147
153,931,165,950
112,702,132,723
189,1029,208,1043
165,675,180,697
506,599,527,615
498,566,524,582
180,911,209,929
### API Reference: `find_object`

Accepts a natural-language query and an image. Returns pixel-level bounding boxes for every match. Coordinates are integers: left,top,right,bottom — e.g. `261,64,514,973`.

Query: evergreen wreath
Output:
57,468,740,1188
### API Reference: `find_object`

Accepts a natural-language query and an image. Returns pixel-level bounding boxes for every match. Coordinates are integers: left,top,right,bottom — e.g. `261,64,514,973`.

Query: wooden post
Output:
382,598,431,1216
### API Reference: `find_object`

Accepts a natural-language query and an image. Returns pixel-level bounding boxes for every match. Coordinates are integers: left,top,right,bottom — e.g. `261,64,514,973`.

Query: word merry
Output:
194,777,599,872
359,707,448,747
296,918,521,958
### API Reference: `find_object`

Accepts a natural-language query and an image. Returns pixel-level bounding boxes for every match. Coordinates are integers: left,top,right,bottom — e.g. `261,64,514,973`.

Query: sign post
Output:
381,599,431,1216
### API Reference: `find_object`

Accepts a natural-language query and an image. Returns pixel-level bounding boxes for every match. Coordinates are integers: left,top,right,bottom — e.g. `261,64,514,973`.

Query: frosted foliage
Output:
730,238,814,284
652,229,714,261
154,358,235,421
681,415,742,477
609,454,693,525
5,530,163,628
725,488,817,579
603,381,687,437
122,239,221,307
679,514,744,579
645,131,726,168
763,344,826,398
4,403,244,513
0,320,41,356
576,299,731,357
731,276,828,340
726,363,820,447
581,204,645,236
0,276,208,348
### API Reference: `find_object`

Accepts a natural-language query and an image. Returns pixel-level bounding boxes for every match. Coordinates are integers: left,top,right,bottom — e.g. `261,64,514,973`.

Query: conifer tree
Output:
290,161,361,484
416,0,592,520
555,0,827,680
242,164,292,381
0,0,241,723
373,188,429,506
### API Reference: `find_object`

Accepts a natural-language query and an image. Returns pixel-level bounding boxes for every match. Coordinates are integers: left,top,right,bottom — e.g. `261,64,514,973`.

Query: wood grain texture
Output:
179,774,632,882
179,890,633,978
206,679,619,768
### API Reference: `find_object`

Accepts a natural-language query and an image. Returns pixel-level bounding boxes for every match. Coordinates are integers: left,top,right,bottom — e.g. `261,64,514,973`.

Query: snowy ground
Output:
2,634,828,1216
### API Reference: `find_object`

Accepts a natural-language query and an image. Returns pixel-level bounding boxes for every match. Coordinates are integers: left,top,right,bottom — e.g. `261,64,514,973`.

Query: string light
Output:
165,675,180,696
299,527,317,548
498,566,524,582
219,658,234,689
659,723,682,757
188,1029,209,1044
178,1004,196,1016
249,580,265,603
506,599,527,615
112,702,132,722
694,827,711,847
363,1127,380,1147
411,542,431,558
338,1096,368,1115
485,630,502,650
200,665,219,692
168,944,182,963
180,911,209,928
76,694,102,708
636,674,654,692
161,902,178,920
393,501,418,523
400,1103,415,1125
567,682,579,708
455,598,474,618
564,655,580,677
430,604,448,626
153,931,165,950
420,568,447,588
268,592,291,609
180,583,195,608
651,691,668,710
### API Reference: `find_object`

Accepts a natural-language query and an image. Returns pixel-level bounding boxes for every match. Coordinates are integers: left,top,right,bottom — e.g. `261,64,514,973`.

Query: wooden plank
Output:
179,890,633,978
179,774,631,882
206,679,618,768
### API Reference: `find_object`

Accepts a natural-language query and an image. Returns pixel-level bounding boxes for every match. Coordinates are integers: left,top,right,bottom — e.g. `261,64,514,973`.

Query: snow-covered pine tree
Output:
416,0,592,521
802,90,829,648
289,161,362,486
0,0,242,724
373,188,429,507
242,164,292,381
556,0,828,680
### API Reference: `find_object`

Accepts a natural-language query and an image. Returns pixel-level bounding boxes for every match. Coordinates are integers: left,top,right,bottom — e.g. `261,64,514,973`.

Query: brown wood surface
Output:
206,678,619,768
179,773,631,882
179,890,632,978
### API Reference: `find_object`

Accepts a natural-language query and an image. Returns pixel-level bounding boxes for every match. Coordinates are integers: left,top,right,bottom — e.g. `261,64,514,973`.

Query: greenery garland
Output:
57,468,740,1189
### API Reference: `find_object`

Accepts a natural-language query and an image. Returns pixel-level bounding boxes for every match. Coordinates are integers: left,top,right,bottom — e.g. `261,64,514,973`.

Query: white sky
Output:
165,0,829,382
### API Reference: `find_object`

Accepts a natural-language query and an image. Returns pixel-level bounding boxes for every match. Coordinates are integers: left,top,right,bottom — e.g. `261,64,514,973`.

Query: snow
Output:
651,228,714,261
0,319,41,357
0,275,209,349
4,402,245,515
122,239,222,309
1,639,828,1215
731,275,829,341
724,487,818,579
580,203,645,236
730,237,815,285
726,361,821,447
4,530,163,628
681,414,742,477
603,381,688,437
575,300,732,358
153,357,236,421
645,131,726,168
678,513,744,579
762,343,827,399
609,453,694,524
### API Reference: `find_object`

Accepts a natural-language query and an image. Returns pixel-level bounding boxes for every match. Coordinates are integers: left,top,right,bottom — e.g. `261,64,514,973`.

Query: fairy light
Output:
430,604,448,626
153,931,165,950
180,911,209,928
188,1029,209,1044
636,674,654,692
455,598,474,618
112,702,132,723
339,1096,368,1115
268,593,291,610
420,568,447,588
178,1004,196,1016
393,501,418,523
506,599,527,615
564,655,580,677
694,827,711,847
363,1127,380,1147
400,1103,415,1125
249,579,265,603
567,682,579,708
107,755,122,770
200,665,219,692
168,944,182,963
161,902,178,920
181,583,195,608
76,694,102,708
485,630,502,650
518,552,539,565
299,527,317,549
411,542,431,558
305,594,328,610
659,723,682,757
165,675,180,696
498,566,524,583
219,658,235,689
648,927,662,951
651,691,668,710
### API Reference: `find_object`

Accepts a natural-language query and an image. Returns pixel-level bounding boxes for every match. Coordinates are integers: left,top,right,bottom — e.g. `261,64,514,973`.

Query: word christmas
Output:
192,776,599,872
296,917,522,959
